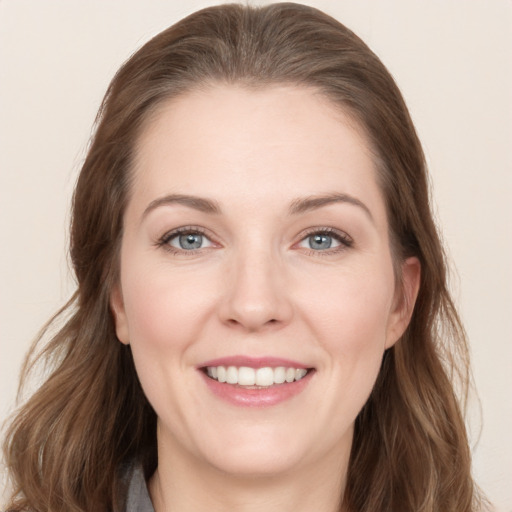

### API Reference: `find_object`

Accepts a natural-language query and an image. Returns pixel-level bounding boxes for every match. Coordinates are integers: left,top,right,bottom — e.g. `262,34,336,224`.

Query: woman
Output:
2,3,485,511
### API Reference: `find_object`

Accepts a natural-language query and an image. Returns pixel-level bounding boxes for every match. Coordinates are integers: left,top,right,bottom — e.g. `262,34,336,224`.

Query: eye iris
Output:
309,234,332,250
179,233,203,250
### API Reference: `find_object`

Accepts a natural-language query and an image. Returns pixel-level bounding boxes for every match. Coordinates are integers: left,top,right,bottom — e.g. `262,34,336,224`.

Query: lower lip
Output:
200,370,314,407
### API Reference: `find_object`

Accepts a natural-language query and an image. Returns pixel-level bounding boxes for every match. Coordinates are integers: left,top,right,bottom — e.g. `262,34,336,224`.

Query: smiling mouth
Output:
203,366,314,388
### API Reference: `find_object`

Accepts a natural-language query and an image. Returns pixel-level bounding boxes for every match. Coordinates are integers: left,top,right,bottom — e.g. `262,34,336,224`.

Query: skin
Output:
111,85,420,512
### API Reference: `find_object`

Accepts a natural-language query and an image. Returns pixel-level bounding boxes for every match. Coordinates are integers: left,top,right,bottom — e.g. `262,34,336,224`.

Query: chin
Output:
207,446,305,478
189,422,324,478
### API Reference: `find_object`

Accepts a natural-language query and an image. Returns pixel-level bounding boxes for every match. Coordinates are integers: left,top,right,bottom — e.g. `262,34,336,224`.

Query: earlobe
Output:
385,256,421,349
110,285,130,345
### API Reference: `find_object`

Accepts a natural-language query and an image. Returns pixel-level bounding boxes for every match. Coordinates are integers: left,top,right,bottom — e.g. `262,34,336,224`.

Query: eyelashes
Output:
296,227,353,255
156,225,353,256
156,226,214,255
161,227,213,251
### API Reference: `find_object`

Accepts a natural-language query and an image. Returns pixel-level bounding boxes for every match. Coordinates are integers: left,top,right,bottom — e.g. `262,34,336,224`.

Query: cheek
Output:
300,261,395,378
287,262,396,451
124,273,179,348
118,258,217,424
117,262,188,391
309,264,392,329
118,252,226,401
121,251,213,345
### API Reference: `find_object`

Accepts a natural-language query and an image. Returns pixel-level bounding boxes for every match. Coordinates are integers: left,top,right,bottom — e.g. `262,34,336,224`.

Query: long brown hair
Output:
3,3,483,511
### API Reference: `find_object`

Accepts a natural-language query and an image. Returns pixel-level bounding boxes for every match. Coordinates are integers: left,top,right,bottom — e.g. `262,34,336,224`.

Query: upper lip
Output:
199,355,311,369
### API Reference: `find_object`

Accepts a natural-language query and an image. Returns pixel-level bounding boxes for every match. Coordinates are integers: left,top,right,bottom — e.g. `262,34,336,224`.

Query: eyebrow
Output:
142,192,373,222
288,193,374,222
142,194,222,219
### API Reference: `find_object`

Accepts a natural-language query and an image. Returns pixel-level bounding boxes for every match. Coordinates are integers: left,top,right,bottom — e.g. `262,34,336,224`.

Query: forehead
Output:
130,84,386,224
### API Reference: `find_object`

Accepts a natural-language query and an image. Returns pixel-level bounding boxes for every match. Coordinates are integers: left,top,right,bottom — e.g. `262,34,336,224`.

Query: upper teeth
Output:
206,366,308,386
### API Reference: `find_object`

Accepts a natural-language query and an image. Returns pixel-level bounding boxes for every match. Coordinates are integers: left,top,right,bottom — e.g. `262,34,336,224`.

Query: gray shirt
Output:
125,465,155,512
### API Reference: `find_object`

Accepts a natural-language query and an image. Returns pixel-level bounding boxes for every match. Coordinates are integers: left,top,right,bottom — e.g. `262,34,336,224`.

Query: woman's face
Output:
111,85,419,478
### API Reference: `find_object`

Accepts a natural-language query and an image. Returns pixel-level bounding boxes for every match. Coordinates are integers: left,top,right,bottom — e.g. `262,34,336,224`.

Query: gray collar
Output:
125,465,155,512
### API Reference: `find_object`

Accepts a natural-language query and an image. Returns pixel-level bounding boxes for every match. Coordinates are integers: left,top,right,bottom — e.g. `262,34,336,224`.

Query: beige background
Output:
1,0,511,509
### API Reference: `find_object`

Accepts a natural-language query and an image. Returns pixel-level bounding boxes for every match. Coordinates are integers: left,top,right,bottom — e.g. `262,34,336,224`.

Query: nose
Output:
218,248,293,332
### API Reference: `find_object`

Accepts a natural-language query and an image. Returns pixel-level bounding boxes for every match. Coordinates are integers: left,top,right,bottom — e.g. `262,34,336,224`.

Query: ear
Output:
110,284,130,345
385,256,421,349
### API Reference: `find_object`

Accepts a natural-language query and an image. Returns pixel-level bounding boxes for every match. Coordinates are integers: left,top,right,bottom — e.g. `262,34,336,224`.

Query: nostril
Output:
225,317,280,329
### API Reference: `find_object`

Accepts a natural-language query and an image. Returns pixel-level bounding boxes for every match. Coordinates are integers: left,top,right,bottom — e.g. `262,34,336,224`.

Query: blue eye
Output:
163,230,213,251
308,233,336,250
176,233,203,250
297,229,352,252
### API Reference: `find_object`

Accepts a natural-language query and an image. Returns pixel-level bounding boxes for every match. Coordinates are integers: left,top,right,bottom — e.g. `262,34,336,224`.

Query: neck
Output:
149,430,350,512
